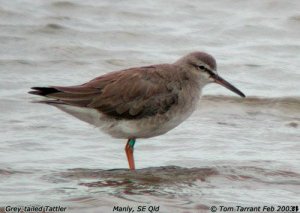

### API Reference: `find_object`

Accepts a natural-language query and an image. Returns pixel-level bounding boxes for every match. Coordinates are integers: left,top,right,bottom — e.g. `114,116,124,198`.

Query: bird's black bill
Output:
213,75,246,98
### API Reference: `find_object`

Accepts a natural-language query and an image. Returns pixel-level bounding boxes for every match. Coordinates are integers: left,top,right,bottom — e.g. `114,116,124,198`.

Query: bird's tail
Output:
28,86,99,107
28,87,60,97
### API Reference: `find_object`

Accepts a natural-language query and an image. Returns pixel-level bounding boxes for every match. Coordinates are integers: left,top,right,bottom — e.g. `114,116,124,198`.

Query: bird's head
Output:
175,51,245,98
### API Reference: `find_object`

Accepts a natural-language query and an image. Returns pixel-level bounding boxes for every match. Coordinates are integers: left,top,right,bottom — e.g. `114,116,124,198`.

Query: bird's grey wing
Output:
30,66,179,120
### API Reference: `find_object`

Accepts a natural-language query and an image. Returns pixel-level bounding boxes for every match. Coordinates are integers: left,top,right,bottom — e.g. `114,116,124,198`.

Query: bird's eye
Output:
198,65,205,70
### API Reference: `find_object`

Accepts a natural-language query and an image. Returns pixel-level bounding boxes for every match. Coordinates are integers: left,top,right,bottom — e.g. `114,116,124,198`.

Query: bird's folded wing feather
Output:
32,66,179,120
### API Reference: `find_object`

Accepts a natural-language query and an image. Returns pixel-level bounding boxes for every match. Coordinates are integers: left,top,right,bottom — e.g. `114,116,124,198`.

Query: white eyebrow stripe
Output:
191,63,217,76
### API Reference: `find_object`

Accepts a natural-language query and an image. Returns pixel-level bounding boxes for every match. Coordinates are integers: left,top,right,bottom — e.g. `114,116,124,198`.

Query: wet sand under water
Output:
1,164,299,212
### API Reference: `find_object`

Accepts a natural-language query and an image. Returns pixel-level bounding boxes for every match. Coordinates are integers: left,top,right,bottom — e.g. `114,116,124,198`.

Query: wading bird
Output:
29,52,245,170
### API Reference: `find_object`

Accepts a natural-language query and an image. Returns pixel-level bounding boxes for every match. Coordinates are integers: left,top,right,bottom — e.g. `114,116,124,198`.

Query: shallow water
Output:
0,0,300,212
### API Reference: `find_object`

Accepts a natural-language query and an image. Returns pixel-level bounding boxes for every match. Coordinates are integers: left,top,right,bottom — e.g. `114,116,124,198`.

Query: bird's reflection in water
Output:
60,166,218,196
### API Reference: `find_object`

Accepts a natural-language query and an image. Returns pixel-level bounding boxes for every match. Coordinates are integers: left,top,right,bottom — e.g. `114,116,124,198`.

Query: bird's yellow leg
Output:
125,138,136,170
